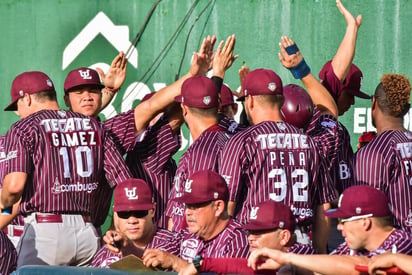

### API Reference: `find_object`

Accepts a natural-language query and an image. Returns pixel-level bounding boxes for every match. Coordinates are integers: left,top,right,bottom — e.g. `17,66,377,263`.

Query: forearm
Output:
288,254,366,275
100,88,116,111
0,201,19,229
392,255,412,274
301,73,338,118
0,173,26,209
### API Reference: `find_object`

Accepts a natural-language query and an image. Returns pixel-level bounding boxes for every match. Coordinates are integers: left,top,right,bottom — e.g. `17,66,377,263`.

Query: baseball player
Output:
164,75,230,232
353,74,412,234
218,83,247,136
143,170,249,272
218,69,336,253
0,71,133,267
248,185,412,275
92,178,174,268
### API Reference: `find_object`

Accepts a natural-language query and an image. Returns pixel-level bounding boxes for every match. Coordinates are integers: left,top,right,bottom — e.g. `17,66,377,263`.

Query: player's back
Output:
220,121,322,225
6,110,110,216
354,130,412,233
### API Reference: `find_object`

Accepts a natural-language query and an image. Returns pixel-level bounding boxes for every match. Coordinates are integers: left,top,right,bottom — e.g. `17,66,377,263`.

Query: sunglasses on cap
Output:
117,210,149,219
338,214,373,224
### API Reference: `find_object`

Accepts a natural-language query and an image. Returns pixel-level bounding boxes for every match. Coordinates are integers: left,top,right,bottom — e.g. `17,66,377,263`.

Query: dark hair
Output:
188,106,218,118
32,90,57,102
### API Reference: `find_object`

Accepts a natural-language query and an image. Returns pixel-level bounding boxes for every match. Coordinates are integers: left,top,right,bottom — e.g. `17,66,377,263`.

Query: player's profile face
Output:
247,229,282,251
185,201,215,238
66,85,102,117
337,218,364,250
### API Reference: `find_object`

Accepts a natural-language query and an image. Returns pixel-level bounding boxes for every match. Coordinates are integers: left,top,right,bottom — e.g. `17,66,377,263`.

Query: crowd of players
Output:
1,0,412,274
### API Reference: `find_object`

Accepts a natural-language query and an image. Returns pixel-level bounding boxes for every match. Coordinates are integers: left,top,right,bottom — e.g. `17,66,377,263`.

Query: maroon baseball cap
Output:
319,61,371,101
175,76,219,108
113,179,154,212
220,84,235,107
324,185,391,220
174,170,229,204
5,71,56,111
64,67,104,93
237,68,283,101
244,200,296,231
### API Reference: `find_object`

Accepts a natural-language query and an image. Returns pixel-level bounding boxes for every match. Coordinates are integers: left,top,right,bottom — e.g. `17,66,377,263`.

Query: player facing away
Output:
219,68,336,252
353,73,412,234
1,71,133,267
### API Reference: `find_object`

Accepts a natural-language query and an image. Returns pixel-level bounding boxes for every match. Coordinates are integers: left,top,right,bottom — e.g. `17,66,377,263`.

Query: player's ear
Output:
214,200,225,216
149,203,157,218
279,229,291,246
64,94,71,108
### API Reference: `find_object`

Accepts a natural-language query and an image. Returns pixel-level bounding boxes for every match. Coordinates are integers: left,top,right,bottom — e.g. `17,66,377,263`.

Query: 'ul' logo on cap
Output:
125,187,138,200
78,69,92,80
184,179,193,193
250,206,259,220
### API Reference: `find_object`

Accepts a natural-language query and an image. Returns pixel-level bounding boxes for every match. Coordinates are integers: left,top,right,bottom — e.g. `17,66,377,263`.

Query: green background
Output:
1,0,411,231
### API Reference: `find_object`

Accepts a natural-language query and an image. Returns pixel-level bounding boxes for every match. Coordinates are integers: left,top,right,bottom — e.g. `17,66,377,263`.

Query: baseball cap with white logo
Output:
175,76,219,109
174,170,229,204
243,200,296,231
113,179,154,212
324,185,391,220
5,71,56,111
237,68,283,101
64,67,104,94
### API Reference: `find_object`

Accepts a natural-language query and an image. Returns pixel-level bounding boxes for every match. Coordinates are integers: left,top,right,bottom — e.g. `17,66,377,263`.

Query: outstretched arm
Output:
248,248,368,275
133,35,216,136
331,0,362,81
368,253,412,275
0,172,26,209
279,36,338,118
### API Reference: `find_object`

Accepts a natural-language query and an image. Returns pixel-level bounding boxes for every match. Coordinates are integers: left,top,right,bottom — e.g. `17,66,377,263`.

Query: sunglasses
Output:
338,214,373,224
117,210,149,219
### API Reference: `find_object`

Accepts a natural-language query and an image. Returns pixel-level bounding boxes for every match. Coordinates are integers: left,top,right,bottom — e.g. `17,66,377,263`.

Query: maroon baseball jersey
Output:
288,242,317,254
0,230,17,274
91,228,173,267
102,109,137,155
219,121,336,225
156,219,249,260
165,124,229,231
331,229,412,256
126,115,180,228
4,110,132,216
354,130,412,233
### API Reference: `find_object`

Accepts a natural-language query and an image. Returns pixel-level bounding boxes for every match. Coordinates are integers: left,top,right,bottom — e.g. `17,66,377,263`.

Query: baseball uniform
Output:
219,121,336,226
156,219,249,260
165,124,229,231
4,109,133,267
0,230,17,274
353,130,412,233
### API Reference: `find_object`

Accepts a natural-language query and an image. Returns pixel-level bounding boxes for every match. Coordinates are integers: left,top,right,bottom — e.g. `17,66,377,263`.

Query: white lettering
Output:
255,133,308,150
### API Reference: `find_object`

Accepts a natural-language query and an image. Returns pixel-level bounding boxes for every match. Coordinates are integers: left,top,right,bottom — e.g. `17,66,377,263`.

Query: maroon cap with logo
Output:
174,170,229,204
5,71,56,111
220,84,235,107
113,179,154,212
175,76,219,108
244,200,296,231
64,67,104,93
238,68,283,101
319,61,371,101
324,185,391,219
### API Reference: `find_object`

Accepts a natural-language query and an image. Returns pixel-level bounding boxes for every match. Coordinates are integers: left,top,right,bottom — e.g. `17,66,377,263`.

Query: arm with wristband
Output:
278,36,338,118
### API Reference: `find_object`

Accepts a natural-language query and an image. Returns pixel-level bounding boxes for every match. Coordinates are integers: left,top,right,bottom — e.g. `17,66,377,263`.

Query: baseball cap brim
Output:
173,195,212,205
243,222,274,231
4,100,18,111
348,89,372,99
323,208,351,219
65,83,104,94
113,203,153,212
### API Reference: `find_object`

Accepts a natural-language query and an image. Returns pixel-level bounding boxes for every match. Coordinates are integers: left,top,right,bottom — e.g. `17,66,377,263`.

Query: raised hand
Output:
96,51,127,91
190,35,216,77
278,35,303,70
212,34,239,79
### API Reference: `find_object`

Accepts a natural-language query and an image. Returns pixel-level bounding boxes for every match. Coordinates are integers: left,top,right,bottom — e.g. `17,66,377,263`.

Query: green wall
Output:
1,0,412,152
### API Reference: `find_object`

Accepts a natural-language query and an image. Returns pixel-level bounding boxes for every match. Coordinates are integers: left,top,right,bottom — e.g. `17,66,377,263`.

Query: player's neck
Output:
376,116,405,134
188,117,218,141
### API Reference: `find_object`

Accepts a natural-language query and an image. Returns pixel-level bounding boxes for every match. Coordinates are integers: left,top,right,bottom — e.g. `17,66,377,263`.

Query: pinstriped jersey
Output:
4,110,132,216
165,124,229,231
156,219,249,260
219,121,335,226
91,228,174,268
354,130,412,233
331,229,412,256
126,115,180,228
